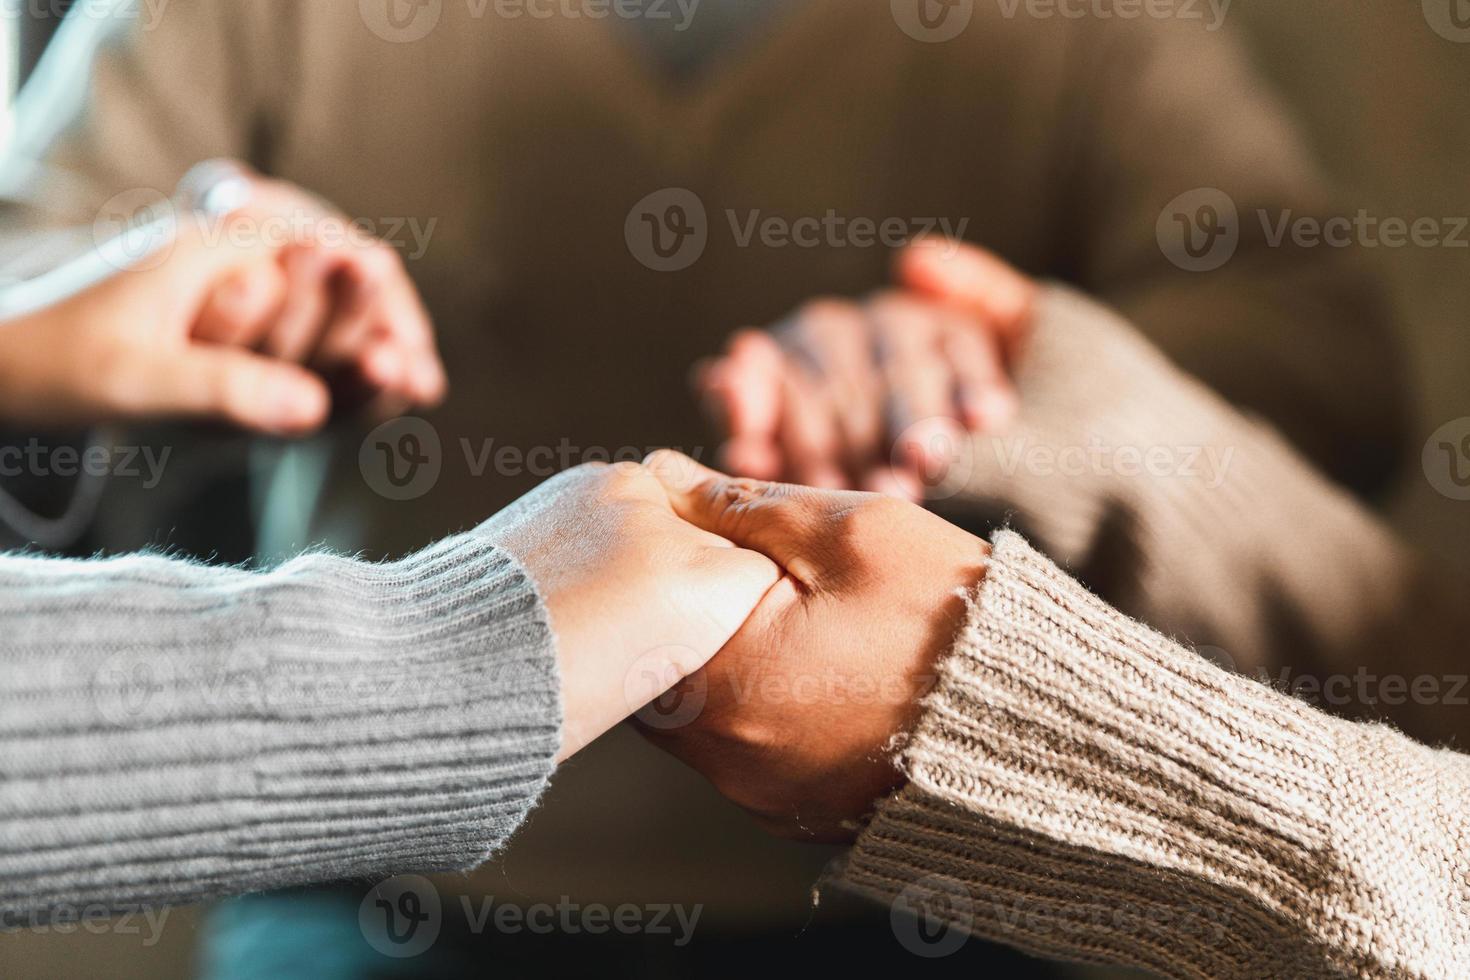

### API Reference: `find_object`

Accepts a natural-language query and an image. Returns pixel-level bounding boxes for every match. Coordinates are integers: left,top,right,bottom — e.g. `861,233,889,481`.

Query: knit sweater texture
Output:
0,533,561,927
842,288,1470,979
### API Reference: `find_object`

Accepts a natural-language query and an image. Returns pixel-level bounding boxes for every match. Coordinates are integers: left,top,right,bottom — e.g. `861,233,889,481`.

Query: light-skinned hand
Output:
186,165,447,418
478,460,781,763
0,212,332,435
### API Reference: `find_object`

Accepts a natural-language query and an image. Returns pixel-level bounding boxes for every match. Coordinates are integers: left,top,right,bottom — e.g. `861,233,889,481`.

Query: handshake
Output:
482,450,989,842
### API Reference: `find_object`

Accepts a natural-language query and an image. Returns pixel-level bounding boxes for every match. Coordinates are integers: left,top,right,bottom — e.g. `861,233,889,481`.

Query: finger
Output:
144,346,331,435
585,539,780,761
782,300,885,484
897,238,1037,357
940,309,1018,431
644,450,858,586
868,294,965,476
779,366,848,489
700,330,785,480
261,243,333,363
344,246,446,406
191,259,288,348
700,359,784,481
312,274,380,368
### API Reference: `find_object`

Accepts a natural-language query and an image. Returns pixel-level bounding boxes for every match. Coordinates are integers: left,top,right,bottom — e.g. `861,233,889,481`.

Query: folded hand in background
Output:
0,161,446,435
698,239,1037,500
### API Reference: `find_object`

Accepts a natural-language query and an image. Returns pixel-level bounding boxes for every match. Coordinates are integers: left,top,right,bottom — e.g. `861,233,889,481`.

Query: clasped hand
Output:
485,453,988,840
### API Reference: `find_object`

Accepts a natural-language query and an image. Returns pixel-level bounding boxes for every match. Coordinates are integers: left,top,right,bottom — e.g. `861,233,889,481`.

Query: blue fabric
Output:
199,892,442,980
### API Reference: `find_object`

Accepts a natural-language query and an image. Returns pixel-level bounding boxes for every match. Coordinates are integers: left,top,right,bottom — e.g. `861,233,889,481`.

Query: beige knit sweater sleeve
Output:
841,288,1470,977
927,285,1470,750
842,531,1470,978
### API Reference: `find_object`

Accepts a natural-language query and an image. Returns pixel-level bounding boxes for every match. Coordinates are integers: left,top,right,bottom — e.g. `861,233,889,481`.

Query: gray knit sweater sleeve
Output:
0,531,562,926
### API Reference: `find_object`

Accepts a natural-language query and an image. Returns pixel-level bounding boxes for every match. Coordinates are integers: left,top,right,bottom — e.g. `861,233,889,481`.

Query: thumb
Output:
138,345,331,435
644,450,852,586
897,238,1036,355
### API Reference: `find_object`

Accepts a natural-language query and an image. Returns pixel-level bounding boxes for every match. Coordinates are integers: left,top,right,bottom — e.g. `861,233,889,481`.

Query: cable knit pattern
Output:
0,533,561,925
842,532,1470,978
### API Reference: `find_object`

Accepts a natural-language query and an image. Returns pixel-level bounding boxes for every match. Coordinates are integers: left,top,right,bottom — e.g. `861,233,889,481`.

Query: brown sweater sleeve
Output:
841,532,1470,979
933,284,1470,751
1051,17,1407,494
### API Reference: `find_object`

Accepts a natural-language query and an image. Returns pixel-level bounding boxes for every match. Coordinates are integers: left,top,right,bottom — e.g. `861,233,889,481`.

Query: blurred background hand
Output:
186,164,447,420
698,240,1037,500
0,212,332,434
0,169,448,436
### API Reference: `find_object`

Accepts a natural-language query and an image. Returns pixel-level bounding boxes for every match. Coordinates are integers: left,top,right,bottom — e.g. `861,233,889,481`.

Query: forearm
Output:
0,533,561,925
842,533,1470,979
945,285,1470,746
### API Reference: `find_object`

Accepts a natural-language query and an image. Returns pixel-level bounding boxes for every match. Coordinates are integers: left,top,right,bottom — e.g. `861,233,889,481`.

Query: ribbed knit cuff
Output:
0,533,561,921
840,532,1343,978
237,535,563,887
